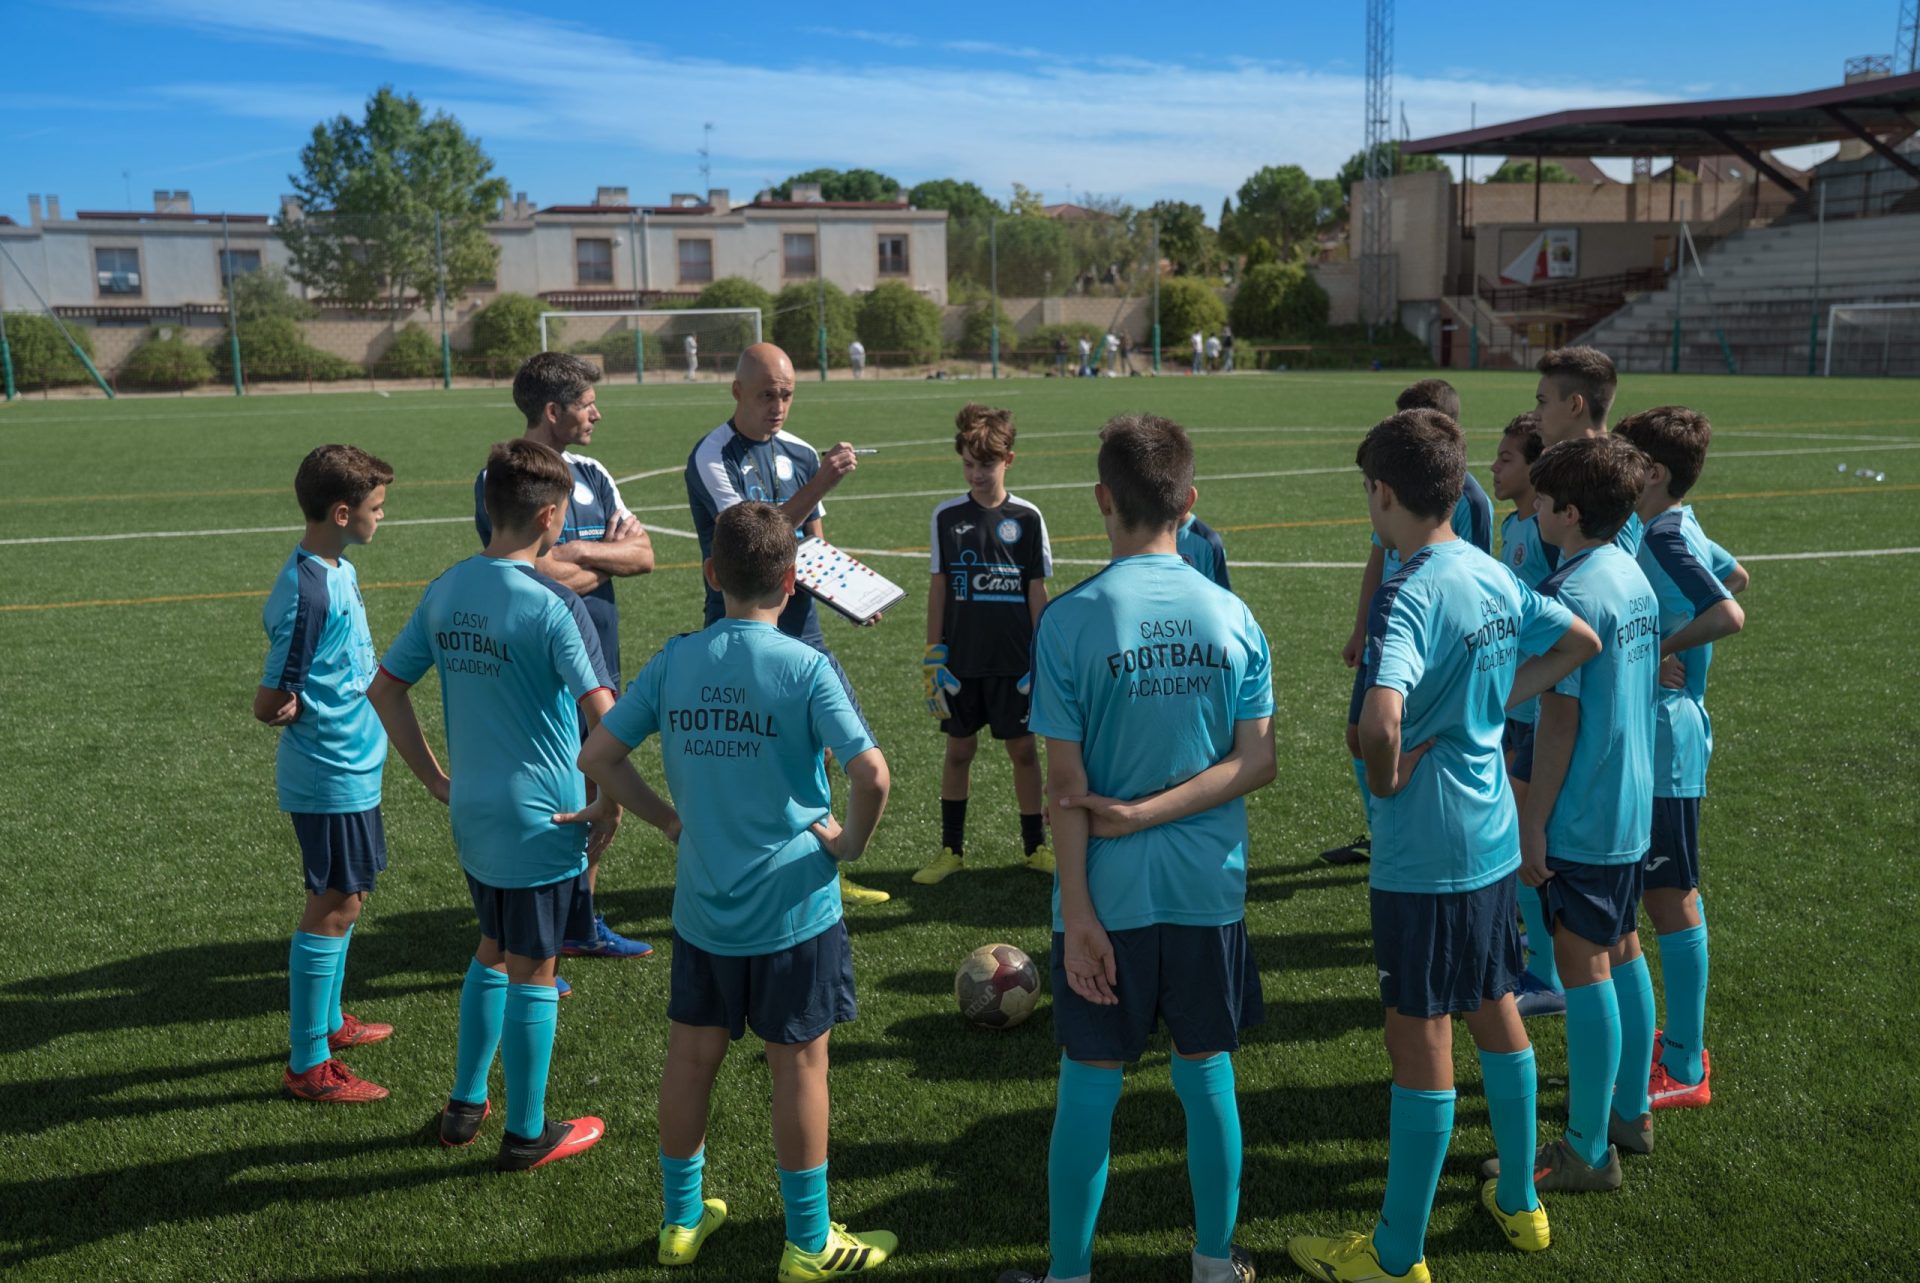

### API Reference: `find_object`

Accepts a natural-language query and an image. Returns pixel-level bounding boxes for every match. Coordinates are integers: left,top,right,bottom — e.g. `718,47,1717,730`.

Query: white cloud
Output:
107,0,1668,203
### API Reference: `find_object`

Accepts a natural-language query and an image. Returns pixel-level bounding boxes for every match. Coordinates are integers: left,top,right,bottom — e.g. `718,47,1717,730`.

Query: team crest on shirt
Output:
775,455,795,481
573,480,595,506
996,517,1022,542
1511,545,1526,567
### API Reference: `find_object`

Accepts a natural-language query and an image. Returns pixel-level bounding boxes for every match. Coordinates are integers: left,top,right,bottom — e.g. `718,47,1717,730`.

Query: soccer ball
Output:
954,943,1041,1029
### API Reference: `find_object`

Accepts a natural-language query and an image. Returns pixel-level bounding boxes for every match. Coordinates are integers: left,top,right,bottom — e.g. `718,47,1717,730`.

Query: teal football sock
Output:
502,982,558,1138
1170,1052,1242,1260
450,958,508,1105
1479,1047,1540,1213
1372,1085,1455,1277
1611,955,1656,1120
288,931,345,1073
1657,923,1710,1085
1047,1056,1124,1279
777,1160,829,1254
326,921,355,1034
1563,979,1621,1169
1517,885,1560,989
661,1148,706,1230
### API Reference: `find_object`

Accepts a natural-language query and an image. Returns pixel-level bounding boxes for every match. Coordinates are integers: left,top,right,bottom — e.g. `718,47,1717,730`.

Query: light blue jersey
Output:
261,546,386,813
1535,508,1643,577
1029,554,1274,933
1637,506,1734,799
1176,514,1232,591
602,620,875,957
1499,509,1553,726
1378,473,1494,576
1538,544,1660,864
379,557,615,889
1361,540,1574,894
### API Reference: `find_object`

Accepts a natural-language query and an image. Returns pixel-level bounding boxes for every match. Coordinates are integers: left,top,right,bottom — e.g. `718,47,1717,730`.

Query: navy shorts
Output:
1644,797,1702,892
942,675,1032,741
1050,921,1264,1063
1508,722,1538,783
669,920,857,1045
1347,667,1369,727
291,808,387,896
1502,718,1530,756
466,870,594,961
1541,857,1644,948
1370,878,1524,1018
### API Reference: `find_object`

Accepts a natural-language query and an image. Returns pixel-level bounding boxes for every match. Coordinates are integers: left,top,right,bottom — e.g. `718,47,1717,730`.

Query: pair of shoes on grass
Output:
911,846,1056,885
283,1011,394,1101
438,1099,606,1172
659,1205,895,1280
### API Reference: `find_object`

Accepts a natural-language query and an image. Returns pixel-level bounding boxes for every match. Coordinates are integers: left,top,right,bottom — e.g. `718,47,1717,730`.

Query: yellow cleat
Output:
658,1198,727,1266
1479,1179,1549,1252
912,849,965,885
839,874,890,906
777,1223,897,1281
1022,845,1056,876
1287,1231,1430,1283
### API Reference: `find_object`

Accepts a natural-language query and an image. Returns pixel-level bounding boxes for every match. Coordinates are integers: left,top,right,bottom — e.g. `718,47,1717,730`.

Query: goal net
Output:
537,308,764,383
1823,302,1920,378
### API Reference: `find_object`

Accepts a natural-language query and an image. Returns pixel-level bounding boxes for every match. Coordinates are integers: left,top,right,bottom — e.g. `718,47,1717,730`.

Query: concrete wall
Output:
1349,169,1452,307
0,218,285,310
1313,260,1361,326
1464,178,1746,228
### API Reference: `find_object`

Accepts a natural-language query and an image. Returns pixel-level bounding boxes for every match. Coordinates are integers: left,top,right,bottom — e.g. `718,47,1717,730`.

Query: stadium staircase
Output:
1573,213,1920,375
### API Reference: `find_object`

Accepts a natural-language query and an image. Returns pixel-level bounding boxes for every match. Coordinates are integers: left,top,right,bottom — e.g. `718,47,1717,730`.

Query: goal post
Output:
537,308,763,384
1823,302,1920,378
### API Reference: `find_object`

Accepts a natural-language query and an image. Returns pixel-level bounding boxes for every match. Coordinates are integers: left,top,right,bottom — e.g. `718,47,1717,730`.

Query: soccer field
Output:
2,370,1915,1282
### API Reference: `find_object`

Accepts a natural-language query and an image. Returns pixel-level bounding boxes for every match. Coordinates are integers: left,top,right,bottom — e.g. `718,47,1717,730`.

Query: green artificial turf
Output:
2,370,1916,1280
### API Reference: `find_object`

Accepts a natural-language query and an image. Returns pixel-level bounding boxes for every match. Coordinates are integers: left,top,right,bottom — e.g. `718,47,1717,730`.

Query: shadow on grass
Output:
0,907,488,1059
0,1051,284,1137
0,1132,474,1269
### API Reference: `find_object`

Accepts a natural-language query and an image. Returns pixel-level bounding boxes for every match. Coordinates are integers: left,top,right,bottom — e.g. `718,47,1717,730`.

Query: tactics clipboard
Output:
793,536,907,624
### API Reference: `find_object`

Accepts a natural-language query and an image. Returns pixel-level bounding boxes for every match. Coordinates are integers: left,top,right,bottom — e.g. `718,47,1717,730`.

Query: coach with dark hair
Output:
472,351,657,962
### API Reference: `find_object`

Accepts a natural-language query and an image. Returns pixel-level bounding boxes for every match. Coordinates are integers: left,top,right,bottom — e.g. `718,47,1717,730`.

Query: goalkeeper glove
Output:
922,644,961,718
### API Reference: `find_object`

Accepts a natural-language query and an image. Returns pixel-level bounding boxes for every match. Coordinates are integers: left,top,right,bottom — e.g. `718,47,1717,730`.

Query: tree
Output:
959,298,1013,354
772,168,902,202
1218,197,1238,253
1158,278,1228,342
907,179,1002,220
1484,160,1581,184
1008,183,1047,217
693,277,774,354
1143,201,1216,275
470,293,551,366
949,215,1074,296
1231,165,1321,255
119,330,213,389
1229,262,1330,338
773,281,858,369
856,282,942,363
280,87,510,309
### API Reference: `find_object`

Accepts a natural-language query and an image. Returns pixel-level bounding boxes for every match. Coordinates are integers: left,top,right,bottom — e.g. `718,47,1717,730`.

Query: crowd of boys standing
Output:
254,340,1744,1283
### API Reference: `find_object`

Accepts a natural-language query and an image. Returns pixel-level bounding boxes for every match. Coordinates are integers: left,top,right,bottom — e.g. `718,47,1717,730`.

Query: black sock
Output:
1020,812,1046,855
941,798,968,854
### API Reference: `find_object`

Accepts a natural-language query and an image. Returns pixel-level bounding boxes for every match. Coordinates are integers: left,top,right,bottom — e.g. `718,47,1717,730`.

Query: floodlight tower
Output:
1360,0,1395,337
1899,0,1919,73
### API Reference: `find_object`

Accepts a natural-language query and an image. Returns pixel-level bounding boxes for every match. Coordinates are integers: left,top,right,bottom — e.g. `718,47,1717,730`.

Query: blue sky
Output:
2,0,1900,221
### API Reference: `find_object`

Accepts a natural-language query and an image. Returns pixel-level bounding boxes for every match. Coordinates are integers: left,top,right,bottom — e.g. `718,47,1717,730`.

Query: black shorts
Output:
669,920,857,1045
941,674,1032,740
1509,721,1538,783
1050,921,1264,1063
1644,797,1702,892
1540,857,1644,948
291,808,387,896
466,870,594,961
1370,877,1524,1018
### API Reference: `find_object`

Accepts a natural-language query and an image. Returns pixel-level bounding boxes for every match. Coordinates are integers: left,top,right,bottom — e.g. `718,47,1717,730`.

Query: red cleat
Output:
284,1058,390,1103
496,1116,606,1171
1649,1048,1712,1110
329,1011,394,1051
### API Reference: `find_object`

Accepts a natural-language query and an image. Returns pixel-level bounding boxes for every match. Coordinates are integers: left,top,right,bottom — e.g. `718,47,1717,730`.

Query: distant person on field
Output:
579,500,896,1279
257,444,397,1105
916,403,1054,886
475,352,656,969
1205,332,1222,372
372,438,653,1172
998,415,1275,1283
1118,331,1137,376
1190,330,1203,374
1103,331,1119,375
849,338,866,380
1221,324,1235,373
1078,333,1094,377
1327,378,1492,868
684,333,699,381
684,341,889,908
1287,409,1599,1283
1053,334,1069,378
